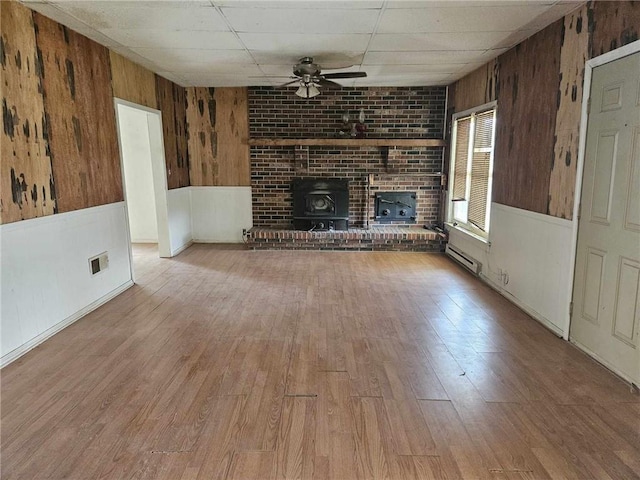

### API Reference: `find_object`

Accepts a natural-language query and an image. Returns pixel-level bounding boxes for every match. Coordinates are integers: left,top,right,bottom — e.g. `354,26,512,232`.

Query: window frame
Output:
447,101,497,239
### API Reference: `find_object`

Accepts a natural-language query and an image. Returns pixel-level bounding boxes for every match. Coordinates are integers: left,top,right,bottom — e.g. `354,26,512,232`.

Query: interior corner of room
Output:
1,0,639,390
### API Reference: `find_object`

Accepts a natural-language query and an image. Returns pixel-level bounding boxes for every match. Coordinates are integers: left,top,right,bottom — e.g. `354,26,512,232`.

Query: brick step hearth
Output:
247,226,447,251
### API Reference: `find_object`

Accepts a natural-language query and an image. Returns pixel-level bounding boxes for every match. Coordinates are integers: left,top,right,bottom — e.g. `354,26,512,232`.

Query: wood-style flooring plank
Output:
1,245,638,480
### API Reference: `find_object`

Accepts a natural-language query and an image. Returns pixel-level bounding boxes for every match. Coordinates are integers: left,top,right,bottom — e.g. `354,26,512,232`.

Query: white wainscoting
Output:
190,186,253,243
167,187,193,256
448,203,573,337
1,203,133,366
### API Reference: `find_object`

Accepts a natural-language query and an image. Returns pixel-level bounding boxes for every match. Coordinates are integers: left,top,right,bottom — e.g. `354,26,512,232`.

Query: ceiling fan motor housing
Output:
294,57,321,77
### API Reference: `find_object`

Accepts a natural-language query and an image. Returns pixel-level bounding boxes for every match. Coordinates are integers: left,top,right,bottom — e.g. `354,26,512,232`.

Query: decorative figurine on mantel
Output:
339,111,351,137
339,109,367,138
355,109,367,138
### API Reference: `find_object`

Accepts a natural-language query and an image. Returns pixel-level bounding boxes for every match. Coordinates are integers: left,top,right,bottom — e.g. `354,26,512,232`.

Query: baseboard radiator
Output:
445,244,482,275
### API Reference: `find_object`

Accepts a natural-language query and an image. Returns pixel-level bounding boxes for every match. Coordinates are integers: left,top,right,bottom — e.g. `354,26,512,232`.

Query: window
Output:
448,104,496,238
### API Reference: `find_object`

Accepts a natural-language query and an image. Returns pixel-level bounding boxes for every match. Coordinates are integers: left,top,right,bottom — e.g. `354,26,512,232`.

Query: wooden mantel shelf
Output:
248,138,446,147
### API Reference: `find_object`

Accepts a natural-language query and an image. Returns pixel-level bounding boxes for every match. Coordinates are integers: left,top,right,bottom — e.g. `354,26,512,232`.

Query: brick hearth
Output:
247,226,446,252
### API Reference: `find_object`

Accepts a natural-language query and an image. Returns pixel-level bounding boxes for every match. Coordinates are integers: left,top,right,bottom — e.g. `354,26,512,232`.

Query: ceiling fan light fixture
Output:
295,82,320,99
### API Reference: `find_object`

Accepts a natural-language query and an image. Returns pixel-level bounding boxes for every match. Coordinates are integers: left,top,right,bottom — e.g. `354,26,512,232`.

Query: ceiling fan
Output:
283,57,367,98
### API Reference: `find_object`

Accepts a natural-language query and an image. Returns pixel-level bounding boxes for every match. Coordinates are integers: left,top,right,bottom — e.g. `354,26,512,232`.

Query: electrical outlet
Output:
242,228,248,236
89,252,109,276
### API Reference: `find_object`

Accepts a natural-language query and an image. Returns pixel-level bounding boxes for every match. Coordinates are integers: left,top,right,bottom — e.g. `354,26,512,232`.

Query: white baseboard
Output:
171,240,193,256
0,280,134,368
479,272,564,338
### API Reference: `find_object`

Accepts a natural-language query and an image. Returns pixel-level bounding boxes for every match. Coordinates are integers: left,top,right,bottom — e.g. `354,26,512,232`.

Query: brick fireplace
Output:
247,86,447,250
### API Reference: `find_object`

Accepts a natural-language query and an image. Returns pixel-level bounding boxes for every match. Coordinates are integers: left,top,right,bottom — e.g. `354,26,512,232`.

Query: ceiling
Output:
22,0,583,88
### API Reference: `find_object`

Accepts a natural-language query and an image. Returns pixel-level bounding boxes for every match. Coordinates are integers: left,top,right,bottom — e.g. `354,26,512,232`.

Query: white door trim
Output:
113,98,171,278
567,40,640,379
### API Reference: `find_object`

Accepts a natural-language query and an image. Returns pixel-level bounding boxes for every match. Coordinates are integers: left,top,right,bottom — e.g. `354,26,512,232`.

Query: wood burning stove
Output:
292,178,349,231
374,191,417,223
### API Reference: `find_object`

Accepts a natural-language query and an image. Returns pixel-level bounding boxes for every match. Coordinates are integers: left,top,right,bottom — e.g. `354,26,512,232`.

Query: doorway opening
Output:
114,100,171,279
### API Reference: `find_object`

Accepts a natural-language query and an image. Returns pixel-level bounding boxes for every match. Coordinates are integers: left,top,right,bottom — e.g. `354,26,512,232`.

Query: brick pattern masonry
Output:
249,86,447,229
248,227,447,252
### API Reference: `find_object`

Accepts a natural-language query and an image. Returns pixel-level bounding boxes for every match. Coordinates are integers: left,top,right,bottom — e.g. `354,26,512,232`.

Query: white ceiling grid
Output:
22,0,583,87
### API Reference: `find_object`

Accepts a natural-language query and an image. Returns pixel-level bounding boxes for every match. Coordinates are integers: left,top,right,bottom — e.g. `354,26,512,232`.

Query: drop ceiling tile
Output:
215,1,384,9
251,51,364,69
369,31,514,51
100,29,243,49
54,1,229,31
221,7,379,33
259,63,362,76
187,63,265,75
364,49,502,65
362,64,465,75
377,5,551,33
23,2,122,46
388,1,555,7
239,33,371,52
132,47,254,65
352,73,454,86
180,74,272,87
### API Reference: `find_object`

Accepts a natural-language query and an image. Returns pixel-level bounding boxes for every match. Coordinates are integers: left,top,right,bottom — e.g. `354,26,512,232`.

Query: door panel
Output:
581,247,605,324
590,131,617,224
623,128,640,232
600,81,623,111
612,257,640,347
571,51,640,385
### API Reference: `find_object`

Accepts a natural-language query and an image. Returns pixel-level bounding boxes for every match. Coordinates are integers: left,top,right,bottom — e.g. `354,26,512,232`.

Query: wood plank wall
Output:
187,87,250,186
109,51,158,109
214,87,250,187
449,59,498,113
589,1,640,58
33,12,123,214
0,1,56,223
1,1,190,224
156,75,189,189
548,5,589,219
493,20,563,215
449,1,639,220
186,87,217,186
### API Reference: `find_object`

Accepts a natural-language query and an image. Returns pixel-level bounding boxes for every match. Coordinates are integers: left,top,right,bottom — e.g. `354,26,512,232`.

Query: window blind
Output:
452,116,471,200
468,111,494,231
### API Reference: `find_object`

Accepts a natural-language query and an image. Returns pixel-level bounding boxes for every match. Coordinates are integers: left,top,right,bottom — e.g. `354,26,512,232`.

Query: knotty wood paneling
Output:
34,12,122,213
549,5,589,219
493,21,563,214
186,87,217,186
589,1,640,58
1,1,56,224
450,59,498,113
156,75,189,189
215,87,250,186
109,51,157,109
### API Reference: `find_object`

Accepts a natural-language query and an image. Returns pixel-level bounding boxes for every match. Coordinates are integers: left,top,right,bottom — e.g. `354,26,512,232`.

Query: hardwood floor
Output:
1,244,638,479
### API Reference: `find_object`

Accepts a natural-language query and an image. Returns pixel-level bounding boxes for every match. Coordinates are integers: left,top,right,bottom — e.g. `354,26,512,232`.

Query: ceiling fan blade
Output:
317,78,342,88
281,79,301,87
322,72,367,79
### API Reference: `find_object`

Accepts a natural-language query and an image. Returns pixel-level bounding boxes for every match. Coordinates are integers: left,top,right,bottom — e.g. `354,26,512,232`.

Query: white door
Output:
571,51,640,385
